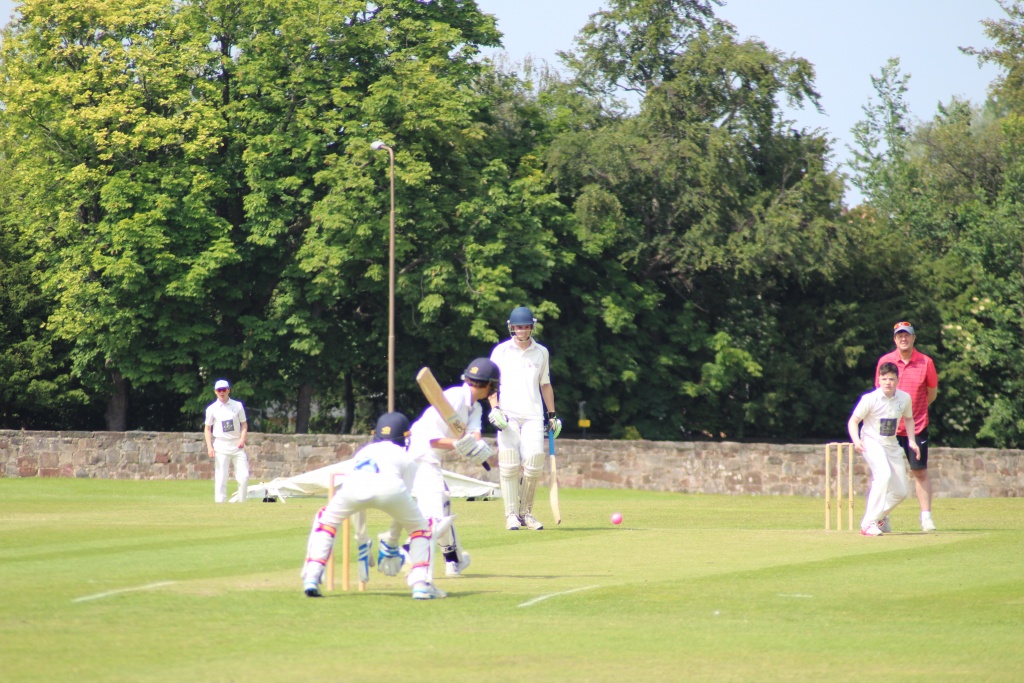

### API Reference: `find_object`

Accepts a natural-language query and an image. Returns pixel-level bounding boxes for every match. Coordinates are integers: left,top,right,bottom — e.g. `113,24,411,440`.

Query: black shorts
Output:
897,427,929,470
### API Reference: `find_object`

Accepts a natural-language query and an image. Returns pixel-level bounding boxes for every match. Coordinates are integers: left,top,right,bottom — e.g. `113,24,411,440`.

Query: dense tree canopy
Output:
2,0,1024,447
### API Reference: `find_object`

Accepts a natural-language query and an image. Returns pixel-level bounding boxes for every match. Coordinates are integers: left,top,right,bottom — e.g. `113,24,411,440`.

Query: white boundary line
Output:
73,581,176,603
518,585,600,608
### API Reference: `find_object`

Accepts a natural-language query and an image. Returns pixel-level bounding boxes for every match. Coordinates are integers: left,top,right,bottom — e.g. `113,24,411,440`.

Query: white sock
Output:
921,511,932,521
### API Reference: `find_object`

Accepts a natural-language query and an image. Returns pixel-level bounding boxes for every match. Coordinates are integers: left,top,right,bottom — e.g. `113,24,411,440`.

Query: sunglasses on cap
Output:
893,321,913,330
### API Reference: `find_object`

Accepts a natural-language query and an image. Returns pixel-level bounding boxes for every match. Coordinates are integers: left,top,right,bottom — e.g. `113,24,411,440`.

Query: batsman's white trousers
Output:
860,441,909,528
213,448,248,503
411,461,458,543
496,417,547,475
305,473,431,587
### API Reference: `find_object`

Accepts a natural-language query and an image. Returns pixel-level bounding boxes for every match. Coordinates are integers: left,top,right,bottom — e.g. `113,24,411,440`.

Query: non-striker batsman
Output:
488,306,561,531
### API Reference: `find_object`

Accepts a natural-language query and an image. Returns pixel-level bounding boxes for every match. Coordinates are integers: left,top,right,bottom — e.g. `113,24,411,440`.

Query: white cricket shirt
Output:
408,384,483,466
490,337,550,420
852,388,914,448
204,398,247,453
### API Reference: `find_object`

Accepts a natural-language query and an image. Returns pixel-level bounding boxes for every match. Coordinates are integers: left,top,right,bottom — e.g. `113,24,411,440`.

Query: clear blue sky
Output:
1,0,1002,204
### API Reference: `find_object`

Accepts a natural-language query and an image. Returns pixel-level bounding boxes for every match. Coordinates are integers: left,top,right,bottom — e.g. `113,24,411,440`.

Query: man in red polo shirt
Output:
875,321,939,531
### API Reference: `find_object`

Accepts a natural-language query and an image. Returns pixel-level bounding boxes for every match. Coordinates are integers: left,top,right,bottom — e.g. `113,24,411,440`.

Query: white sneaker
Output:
445,550,471,577
521,513,544,531
860,523,882,537
303,582,322,598
506,513,521,530
880,515,891,533
922,517,936,532
412,583,447,600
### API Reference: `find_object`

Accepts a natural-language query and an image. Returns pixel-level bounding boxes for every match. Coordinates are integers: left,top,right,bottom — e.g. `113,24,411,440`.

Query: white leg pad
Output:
518,476,539,517
406,523,435,587
303,507,337,584
518,449,545,516
498,449,522,516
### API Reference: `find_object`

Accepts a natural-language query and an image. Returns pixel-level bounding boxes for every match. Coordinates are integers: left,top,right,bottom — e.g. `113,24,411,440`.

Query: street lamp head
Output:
370,140,388,151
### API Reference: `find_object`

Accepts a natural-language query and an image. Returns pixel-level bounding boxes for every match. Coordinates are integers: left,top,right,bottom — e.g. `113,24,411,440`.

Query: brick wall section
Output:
1,430,1022,497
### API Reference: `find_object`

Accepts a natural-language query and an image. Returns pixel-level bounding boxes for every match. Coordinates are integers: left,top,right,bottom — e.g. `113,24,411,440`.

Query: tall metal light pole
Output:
370,140,396,412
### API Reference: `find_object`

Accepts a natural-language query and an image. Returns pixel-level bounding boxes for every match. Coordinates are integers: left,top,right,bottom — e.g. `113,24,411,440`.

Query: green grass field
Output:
2,479,1023,682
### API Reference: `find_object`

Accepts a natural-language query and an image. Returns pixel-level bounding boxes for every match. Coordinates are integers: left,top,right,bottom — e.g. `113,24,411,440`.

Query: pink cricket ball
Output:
611,512,623,525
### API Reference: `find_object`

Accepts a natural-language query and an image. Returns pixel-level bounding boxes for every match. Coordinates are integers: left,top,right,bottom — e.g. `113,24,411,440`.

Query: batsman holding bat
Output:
408,358,499,577
488,306,561,531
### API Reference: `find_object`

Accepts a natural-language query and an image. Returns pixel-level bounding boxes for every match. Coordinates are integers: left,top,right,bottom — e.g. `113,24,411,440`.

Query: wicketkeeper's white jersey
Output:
346,440,419,492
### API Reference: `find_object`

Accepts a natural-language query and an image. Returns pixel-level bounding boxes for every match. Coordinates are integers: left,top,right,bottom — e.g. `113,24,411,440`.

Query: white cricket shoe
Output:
506,513,521,530
303,582,322,598
860,522,883,537
880,515,891,533
412,583,447,600
445,550,471,577
922,517,936,532
521,513,544,531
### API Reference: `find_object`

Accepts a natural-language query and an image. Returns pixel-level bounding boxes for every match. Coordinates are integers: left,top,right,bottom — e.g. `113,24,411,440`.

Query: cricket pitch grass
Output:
2,478,1023,682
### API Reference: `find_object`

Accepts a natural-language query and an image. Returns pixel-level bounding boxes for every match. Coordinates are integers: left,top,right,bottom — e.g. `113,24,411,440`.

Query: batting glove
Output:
466,440,494,465
453,433,477,458
488,407,509,430
546,412,562,438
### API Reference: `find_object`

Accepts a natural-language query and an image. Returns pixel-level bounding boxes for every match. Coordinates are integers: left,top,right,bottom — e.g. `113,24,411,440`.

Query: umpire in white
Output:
204,379,249,503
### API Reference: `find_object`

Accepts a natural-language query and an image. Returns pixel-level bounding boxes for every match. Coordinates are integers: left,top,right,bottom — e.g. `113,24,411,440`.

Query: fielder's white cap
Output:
214,379,230,390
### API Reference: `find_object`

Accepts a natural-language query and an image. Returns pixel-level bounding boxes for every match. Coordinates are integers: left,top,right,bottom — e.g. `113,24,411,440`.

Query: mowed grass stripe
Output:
1,479,1022,683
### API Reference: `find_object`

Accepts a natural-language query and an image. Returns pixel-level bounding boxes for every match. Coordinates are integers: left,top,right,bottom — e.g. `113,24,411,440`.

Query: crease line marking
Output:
73,581,176,603
518,585,600,608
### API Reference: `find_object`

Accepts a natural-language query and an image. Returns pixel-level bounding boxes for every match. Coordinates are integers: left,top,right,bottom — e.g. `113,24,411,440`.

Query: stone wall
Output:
1,430,1023,498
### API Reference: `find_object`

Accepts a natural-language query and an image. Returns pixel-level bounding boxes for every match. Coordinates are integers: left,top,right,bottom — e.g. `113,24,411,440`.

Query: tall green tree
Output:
544,12,850,439
559,0,722,99
0,151,102,428
1,0,562,432
306,2,567,422
0,0,238,430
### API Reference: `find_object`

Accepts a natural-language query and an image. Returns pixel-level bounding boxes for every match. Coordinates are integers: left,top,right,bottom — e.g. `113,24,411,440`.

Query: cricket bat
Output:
416,367,491,471
549,429,561,524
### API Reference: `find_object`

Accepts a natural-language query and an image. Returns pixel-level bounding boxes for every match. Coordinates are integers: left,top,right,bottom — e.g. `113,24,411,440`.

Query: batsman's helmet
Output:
462,358,500,393
508,306,536,326
507,306,536,338
373,412,411,446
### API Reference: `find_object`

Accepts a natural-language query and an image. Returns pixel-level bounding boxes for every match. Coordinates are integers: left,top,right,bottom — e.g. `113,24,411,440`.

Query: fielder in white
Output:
204,379,249,504
301,412,446,600
488,306,561,531
847,362,920,536
409,358,498,576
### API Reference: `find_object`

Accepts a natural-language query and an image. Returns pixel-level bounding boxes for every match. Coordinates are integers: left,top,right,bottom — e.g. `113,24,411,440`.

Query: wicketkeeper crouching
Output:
301,412,448,600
